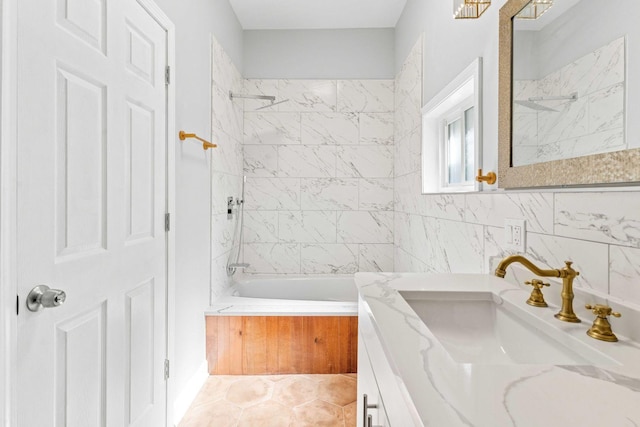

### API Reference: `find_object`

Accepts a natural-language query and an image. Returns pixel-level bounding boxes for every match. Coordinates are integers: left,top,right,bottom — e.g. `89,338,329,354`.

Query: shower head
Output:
254,99,290,111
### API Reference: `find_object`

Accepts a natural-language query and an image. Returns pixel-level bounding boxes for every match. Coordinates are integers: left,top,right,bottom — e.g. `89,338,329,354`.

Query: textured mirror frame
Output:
498,0,640,188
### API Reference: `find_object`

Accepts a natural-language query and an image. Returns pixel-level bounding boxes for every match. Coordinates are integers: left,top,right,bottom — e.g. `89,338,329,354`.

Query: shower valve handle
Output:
227,197,234,218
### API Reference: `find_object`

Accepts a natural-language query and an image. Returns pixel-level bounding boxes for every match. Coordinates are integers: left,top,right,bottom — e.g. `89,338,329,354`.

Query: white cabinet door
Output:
16,0,169,426
357,332,387,427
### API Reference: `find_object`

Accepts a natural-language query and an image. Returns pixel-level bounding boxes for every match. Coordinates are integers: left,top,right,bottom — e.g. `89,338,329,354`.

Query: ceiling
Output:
228,0,408,30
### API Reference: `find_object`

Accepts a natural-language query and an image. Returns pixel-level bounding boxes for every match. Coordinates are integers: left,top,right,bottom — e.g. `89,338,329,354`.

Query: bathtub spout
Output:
227,263,250,276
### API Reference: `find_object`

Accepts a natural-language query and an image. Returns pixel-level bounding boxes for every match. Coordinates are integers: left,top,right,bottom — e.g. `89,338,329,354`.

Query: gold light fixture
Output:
515,0,553,19
454,0,491,19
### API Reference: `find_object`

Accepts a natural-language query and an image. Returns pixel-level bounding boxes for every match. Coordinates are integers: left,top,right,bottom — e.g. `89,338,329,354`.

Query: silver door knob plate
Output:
26,285,66,312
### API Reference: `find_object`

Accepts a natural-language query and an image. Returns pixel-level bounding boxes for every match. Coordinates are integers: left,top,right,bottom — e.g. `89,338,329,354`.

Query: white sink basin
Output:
400,290,617,365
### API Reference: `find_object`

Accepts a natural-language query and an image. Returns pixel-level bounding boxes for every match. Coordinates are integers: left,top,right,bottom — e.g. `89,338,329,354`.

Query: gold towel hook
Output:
476,168,496,185
179,130,217,150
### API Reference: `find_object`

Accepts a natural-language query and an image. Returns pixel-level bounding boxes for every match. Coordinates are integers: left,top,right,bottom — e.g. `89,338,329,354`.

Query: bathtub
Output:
206,275,359,375
207,274,358,316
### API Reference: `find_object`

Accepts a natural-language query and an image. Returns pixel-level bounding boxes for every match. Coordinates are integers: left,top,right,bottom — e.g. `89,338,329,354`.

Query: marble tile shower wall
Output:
241,79,395,274
394,36,640,307
210,36,244,299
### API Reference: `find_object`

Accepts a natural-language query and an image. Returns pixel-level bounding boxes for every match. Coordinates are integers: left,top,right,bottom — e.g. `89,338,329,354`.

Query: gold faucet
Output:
495,255,581,323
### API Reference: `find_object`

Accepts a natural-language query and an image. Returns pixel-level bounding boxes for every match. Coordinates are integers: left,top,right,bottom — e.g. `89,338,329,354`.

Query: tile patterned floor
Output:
179,374,357,427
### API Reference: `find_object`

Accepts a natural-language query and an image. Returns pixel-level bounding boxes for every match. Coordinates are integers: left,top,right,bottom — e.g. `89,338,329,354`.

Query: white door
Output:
16,0,169,426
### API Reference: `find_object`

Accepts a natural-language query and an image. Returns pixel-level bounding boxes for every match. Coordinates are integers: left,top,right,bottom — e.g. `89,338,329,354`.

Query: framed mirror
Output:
499,0,640,188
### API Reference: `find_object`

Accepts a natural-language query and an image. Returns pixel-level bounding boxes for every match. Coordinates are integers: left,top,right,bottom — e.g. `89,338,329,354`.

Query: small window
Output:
422,58,483,193
442,103,475,189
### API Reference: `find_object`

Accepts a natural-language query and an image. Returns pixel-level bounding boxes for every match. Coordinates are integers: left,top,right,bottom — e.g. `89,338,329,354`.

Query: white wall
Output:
243,29,395,79
393,1,640,313
396,0,500,173
152,0,243,417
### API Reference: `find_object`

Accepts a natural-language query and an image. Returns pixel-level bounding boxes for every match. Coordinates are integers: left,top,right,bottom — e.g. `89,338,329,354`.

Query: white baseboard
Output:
173,361,208,426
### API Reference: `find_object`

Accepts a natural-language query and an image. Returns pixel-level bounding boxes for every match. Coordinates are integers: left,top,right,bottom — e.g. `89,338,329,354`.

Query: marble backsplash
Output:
241,78,395,274
394,36,640,308
394,189,640,306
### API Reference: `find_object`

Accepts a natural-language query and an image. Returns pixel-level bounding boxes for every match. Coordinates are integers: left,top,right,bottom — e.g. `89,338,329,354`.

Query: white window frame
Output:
422,57,483,193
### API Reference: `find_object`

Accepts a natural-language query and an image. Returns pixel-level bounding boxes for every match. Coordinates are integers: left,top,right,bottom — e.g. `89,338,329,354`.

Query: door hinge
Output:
164,359,170,380
165,213,170,232
165,66,171,86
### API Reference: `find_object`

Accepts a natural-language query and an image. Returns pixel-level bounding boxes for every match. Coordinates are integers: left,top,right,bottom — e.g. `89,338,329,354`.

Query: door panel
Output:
125,279,155,425
55,66,108,258
126,23,156,85
55,304,107,427
17,0,168,425
125,100,155,243
56,0,107,54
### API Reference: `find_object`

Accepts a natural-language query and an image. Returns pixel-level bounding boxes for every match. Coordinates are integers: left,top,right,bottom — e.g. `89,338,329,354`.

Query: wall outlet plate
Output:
505,218,526,252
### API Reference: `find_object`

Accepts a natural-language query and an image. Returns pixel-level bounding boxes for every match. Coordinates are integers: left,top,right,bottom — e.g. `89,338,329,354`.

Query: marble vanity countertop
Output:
355,272,640,427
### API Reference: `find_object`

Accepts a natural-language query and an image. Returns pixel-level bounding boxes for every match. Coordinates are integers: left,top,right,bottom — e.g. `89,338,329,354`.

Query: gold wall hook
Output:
179,130,217,150
524,279,550,307
476,168,497,185
585,304,622,342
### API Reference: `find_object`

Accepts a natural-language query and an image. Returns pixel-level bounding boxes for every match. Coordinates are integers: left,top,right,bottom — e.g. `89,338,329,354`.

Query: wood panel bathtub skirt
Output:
205,316,358,375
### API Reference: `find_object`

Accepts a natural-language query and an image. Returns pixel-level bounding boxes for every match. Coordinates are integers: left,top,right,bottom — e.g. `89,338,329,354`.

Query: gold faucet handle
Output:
524,279,550,307
585,304,621,318
525,279,550,289
585,304,621,342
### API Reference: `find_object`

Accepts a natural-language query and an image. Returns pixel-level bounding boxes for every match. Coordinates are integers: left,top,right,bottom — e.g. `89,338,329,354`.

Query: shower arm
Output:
229,91,276,102
528,92,578,102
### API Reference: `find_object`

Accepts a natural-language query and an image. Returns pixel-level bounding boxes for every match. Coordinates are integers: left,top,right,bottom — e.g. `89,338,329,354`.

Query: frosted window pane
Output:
464,107,475,182
448,119,462,184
